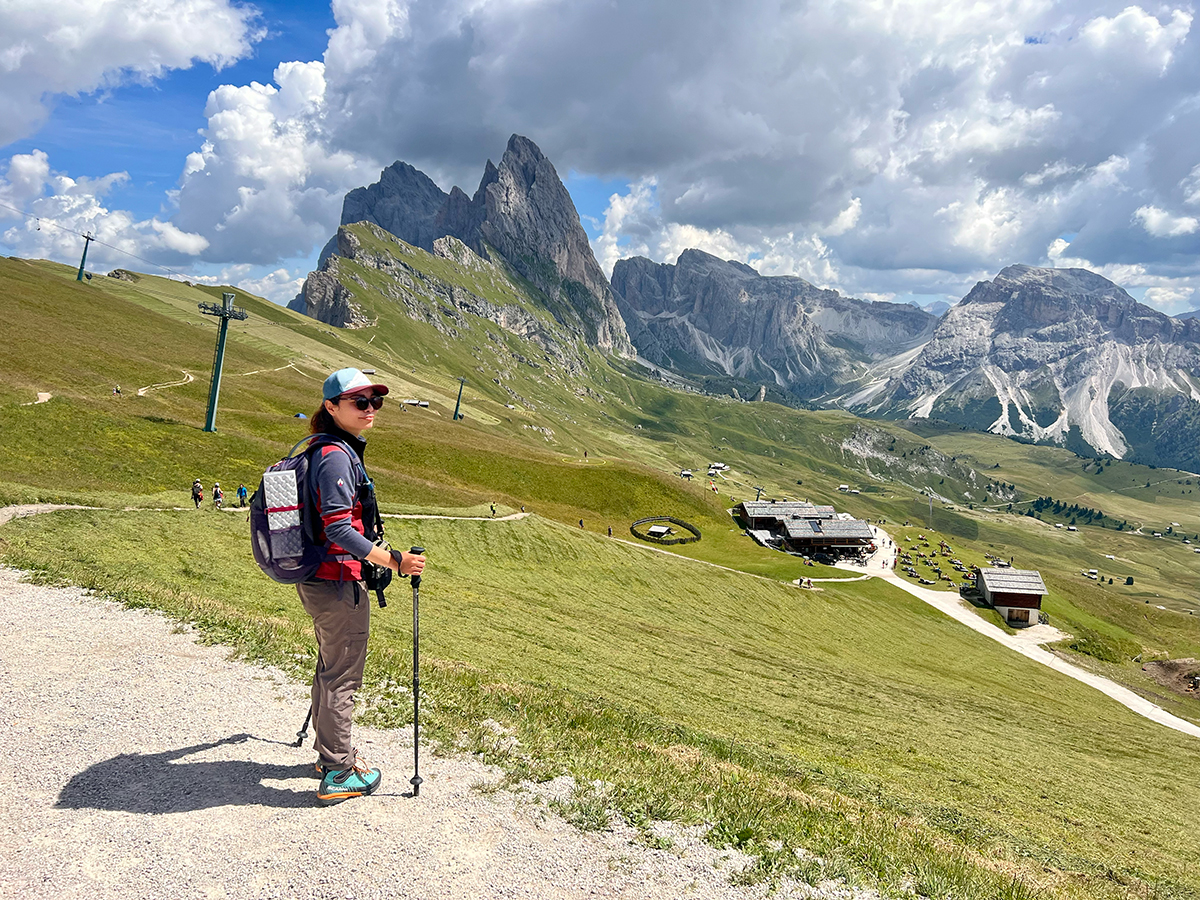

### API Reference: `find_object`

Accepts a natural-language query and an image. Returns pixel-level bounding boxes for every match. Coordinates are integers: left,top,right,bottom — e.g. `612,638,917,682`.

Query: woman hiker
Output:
302,367,425,805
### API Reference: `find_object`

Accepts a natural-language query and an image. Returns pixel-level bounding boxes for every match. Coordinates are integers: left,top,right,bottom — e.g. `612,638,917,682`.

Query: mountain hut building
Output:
974,567,1048,627
734,500,874,556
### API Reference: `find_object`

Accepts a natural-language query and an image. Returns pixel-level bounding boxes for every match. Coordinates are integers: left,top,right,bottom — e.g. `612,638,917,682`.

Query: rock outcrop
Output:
288,253,373,328
611,250,937,394
308,135,633,357
850,265,1200,466
296,223,587,372
317,162,449,266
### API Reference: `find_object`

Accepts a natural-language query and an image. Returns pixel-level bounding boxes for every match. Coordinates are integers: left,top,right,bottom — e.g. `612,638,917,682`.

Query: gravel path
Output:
0,566,864,900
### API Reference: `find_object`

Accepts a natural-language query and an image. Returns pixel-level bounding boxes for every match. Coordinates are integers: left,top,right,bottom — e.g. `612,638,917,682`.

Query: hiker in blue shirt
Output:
237,483,248,507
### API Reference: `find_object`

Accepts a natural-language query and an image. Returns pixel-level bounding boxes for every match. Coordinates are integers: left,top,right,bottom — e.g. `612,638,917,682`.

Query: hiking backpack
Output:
249,434,366,584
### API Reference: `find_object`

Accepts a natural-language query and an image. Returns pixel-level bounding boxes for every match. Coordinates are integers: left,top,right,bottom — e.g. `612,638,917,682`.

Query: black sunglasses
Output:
339,394,385,411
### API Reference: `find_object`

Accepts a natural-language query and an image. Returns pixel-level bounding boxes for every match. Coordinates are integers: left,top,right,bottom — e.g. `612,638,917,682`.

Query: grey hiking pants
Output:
296,579,369,771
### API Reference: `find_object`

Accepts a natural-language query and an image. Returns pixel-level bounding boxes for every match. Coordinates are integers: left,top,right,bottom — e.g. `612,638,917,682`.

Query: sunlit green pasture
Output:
3,508,1200,900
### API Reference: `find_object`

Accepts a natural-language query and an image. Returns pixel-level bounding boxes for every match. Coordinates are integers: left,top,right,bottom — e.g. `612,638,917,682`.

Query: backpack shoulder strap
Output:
305,435,383,542
305,435,368,482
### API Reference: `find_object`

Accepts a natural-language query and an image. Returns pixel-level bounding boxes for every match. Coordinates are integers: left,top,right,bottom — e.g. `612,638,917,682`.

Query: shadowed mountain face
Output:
298,135,632,356
316,162,449,266
611,250,938,395
848,265,1200,469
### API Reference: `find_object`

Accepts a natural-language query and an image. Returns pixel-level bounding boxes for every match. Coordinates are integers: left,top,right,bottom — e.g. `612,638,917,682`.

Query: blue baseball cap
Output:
322,368,390,401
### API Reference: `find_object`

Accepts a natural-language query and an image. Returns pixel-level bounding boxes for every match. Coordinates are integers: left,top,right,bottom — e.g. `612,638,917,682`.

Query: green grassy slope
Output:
3,508,1199,899
5,249,1200,897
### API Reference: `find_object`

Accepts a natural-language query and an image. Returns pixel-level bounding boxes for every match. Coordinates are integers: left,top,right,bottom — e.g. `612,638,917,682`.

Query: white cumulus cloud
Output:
1133,205,1200,237
0,0,263,146
190,263,307,304
171,60,379,264
9,0,1200,308
0,150,209,270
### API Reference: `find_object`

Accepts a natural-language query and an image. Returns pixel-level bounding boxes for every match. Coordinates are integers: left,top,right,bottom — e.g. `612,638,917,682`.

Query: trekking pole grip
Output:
410,546,425,588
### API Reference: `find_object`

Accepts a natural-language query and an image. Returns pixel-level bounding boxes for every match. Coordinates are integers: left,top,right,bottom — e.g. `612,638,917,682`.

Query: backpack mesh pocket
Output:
263,470,304,558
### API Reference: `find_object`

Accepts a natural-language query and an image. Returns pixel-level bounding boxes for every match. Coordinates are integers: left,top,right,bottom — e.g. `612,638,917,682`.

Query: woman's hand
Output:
365,543,401,572
397,550,425,577
388,548,426,576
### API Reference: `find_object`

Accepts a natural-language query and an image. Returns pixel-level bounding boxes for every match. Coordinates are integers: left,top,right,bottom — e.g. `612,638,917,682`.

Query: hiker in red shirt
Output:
299,368,424,805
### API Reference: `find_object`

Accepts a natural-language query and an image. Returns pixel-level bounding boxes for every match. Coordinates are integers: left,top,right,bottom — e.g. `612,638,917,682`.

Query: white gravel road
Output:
0,566,866,900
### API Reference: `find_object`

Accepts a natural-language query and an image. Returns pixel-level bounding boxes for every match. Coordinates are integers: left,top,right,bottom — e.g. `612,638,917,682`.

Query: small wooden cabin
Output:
974,567,1048,627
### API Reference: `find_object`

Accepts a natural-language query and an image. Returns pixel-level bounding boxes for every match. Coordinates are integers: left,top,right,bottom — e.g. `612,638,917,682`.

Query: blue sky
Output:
2,1,1200,313
5,3,335,219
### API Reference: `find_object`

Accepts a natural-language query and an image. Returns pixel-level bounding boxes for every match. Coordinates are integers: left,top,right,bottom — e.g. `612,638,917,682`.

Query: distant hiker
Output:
521,505,525,513
584,450,588,460
301,368,424,806
237,483,248,507
490,503,496,517
191,479,203,508
212,482,224,508
112,385,121,396
579,519,584,529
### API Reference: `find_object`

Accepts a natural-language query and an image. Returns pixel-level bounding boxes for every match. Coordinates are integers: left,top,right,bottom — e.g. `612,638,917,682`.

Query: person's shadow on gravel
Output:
56,734,320,813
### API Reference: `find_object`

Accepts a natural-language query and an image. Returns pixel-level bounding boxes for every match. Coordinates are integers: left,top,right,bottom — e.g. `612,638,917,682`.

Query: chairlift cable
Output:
0,200,192,280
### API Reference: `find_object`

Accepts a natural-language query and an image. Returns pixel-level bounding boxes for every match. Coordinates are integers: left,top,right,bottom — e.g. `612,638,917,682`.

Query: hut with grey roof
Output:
974,567,1048,627
734,500,874,556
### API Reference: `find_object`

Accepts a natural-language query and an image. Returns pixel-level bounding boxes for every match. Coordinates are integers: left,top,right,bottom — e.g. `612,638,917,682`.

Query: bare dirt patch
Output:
1142,658,1200,698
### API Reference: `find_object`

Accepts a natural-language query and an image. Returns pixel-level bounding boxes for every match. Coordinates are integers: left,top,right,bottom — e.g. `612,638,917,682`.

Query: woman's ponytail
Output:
310,401,337,435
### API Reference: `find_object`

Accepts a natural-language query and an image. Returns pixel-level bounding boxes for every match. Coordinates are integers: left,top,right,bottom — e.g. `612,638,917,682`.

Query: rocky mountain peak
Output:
318,160,449,265
308,134,632,356
849,263,1200,469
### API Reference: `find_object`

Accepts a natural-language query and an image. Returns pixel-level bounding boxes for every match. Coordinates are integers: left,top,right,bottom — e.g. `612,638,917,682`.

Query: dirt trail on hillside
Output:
136,369,194,396
0,504,97,527
0,566,858,900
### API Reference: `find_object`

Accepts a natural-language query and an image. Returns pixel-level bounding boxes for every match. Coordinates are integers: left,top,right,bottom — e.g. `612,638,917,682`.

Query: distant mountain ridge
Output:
614,256,1200,470
294,134,632,356
611,250,938,395
840,265,1200,469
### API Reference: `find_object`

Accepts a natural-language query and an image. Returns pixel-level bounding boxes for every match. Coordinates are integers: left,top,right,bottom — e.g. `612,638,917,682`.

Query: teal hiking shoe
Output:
317,753,382,805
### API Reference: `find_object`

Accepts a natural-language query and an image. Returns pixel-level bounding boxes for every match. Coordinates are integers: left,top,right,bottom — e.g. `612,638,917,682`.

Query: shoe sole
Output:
316,775,382,806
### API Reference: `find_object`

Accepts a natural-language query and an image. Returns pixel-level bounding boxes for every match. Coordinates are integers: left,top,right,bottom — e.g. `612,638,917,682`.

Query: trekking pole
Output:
294,706,312,748
408,546,426,796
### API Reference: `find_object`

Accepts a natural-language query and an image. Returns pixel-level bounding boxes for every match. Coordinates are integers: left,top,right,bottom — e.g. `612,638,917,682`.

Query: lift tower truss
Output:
198,292,248,433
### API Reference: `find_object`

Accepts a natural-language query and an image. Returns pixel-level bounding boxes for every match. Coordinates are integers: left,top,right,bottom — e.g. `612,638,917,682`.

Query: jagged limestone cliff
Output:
611,249,937,395
298,135,632,358
293,222,590,375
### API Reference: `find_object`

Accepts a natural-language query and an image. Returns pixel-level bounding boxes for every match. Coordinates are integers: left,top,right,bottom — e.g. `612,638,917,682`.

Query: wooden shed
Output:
974,567,1048,627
